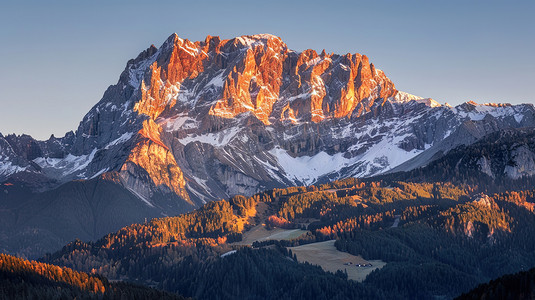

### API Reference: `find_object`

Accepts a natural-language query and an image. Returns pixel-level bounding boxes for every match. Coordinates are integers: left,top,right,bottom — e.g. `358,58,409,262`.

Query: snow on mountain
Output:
1,33,535,207
33,148,97,178
0,157,27,178
392,91,442,107
178,126,242,147
453,101,527,123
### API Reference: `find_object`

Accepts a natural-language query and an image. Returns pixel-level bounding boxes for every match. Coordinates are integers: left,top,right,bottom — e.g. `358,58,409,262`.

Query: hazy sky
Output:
0,0,533,139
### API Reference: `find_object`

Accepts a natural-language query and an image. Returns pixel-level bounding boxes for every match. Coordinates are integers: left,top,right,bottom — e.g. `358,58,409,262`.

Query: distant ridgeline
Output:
40,177,535,299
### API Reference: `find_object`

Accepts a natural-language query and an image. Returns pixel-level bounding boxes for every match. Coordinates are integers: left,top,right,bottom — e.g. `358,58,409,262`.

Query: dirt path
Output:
289,240,386,282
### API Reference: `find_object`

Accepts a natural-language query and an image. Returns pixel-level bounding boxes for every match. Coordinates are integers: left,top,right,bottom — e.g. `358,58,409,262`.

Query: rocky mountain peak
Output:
120,33,397,125
2,33,535,211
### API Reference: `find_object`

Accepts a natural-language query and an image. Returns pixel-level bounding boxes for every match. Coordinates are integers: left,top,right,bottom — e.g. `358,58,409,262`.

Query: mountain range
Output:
1,33,535,258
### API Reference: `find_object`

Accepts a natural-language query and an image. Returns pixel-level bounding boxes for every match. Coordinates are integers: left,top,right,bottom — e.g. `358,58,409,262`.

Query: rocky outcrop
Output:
2,33,535,208
504,146,535,179
121,120,191,204
2,33,535,258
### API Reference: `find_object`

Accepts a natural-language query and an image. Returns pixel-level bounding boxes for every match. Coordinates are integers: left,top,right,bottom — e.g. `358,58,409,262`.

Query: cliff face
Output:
2,33,535,208
127,33,396,125
2,33,535,258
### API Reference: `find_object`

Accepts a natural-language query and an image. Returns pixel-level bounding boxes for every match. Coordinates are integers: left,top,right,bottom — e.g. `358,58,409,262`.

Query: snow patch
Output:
391,91,441,107
105,132,134,149
159,114,199,131
269,147,353,185
205,70,226,89
128,49,160,88
456,103,522,121
178,127,242,147
33,148,98,178
349,138,425,178
0,158,27,177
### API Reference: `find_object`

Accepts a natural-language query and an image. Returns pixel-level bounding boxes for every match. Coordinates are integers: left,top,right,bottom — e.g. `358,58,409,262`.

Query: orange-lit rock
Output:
209,35,286,124
123,34,398,203
123,138,190,203
122,119,190,204
131,33,397,124
134,34,211,120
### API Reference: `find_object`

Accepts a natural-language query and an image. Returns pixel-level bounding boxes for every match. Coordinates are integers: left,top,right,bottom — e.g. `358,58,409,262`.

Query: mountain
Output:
1,33,535,257
382,127,535,192
0,253,186,299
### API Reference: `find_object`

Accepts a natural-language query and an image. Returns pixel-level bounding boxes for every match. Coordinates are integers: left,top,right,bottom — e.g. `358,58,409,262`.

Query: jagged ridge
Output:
2,33,535,205
1,34,535,259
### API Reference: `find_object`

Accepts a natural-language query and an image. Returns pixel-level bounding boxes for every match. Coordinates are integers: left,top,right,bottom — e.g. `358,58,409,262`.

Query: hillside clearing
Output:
289,240,386,282
233,225,308,245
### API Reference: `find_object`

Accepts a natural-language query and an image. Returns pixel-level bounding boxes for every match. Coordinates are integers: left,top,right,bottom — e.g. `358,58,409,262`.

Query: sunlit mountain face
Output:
2,34,533,206
2,32,535,300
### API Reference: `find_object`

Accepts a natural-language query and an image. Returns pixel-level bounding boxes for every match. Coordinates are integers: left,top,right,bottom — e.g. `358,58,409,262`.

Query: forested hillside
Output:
0,253,186,299
456,266,535,300
41,178,535,299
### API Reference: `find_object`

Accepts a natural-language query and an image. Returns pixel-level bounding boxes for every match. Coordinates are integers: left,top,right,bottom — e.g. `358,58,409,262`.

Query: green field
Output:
289,240,386,282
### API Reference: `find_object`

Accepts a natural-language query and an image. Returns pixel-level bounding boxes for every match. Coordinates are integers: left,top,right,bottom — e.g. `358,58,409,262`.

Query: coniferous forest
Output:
26,177,535,299
0,253,187,299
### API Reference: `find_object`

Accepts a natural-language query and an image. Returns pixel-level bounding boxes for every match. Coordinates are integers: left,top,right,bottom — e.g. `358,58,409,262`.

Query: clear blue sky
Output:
0,0,533,140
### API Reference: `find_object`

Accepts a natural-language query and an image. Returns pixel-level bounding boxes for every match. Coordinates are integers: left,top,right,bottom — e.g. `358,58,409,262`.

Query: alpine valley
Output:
2,33,535,299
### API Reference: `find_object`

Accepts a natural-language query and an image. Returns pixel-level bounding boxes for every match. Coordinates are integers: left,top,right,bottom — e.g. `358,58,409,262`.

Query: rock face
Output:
468,129,535,180
383,127,535,190
2,33,535,207
2,33,535,257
